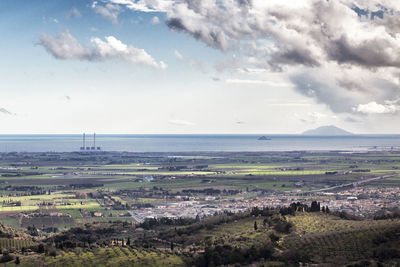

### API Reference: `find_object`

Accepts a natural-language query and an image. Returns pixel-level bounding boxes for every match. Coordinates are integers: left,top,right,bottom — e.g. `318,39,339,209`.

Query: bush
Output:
279,248,310,263
374,246,400,261
274,221,293,234
48,248,57,257
0,252,14,263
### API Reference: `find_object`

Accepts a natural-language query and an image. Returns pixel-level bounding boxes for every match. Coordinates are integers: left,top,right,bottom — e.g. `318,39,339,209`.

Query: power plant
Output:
80,133,101,151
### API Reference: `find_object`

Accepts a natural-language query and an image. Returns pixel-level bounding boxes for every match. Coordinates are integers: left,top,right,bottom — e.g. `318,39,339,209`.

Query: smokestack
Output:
80,133,86,150
94,132,96,150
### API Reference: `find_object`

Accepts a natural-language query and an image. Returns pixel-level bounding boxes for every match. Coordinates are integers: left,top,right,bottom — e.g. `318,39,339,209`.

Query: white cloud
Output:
160,0,400,69
103,0,400,116
40,30,90,60
354,101,398,114
66,8,81,19
225,79,294,87
173,49,206,72
106,0,173,12
168,119,195,126
237,68,269,74
159,61,167,69
308,112,326,121
92,2,121,24
174,50,183,60
151,16,160,24
294,111,338,124
0,108,13,115
39,30,166,69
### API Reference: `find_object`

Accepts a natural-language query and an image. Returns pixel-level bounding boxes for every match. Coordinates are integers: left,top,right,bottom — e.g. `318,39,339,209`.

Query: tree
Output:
310,201,321,212
49,249,57,257
37,244,45,253
254,221,258,231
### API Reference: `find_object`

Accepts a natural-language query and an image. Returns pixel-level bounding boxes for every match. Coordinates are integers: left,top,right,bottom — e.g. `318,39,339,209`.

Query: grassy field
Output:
194,217,269,247
0,194,101,213
0,217,21,229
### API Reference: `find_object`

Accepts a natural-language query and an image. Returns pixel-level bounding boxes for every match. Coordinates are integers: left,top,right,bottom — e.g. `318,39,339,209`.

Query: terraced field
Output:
16,247,185,267
0,238,36,250
284,213,400,263
286,213,400,234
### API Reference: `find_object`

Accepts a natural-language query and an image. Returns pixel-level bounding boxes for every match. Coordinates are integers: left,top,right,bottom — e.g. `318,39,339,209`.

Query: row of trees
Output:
193,243,274,267
279,201,330,216
139,217,198,230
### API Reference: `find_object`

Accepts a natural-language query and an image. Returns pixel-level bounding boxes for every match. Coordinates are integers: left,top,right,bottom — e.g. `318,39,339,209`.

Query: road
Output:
303,174,396,193
128,211,144,223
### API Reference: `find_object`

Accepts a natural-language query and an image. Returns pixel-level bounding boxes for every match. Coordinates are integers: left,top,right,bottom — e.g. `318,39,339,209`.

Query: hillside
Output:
0,204,400,266
284,213,400,265
302,125,353,135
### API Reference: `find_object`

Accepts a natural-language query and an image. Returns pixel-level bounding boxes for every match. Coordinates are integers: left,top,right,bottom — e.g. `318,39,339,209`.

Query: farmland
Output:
0,151,398,228
0,151,398,265
14,247,185,267
283,213,400,264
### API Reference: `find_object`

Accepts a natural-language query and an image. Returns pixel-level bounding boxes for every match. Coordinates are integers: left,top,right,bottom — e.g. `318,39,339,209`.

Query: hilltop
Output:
302,125,353,135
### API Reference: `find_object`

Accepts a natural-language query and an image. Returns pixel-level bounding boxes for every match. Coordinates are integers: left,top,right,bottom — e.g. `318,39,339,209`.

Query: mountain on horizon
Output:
302,125,353,136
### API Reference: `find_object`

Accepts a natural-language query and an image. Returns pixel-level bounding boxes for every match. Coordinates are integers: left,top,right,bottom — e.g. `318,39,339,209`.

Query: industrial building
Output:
80,133,101,151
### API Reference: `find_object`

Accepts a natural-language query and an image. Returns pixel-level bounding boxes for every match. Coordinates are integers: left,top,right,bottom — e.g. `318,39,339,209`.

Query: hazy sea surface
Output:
0,134,399,153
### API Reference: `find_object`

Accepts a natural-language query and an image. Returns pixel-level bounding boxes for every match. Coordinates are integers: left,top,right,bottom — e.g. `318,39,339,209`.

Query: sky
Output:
1,0,400,134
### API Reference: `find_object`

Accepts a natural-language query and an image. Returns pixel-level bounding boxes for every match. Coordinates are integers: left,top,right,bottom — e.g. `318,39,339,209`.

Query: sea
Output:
0,134,399,153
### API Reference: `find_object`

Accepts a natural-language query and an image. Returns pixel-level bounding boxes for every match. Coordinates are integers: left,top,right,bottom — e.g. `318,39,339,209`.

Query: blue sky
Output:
0,0,399,134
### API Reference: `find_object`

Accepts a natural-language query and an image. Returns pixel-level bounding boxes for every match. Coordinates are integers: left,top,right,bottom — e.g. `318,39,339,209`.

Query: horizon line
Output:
0,133,398,136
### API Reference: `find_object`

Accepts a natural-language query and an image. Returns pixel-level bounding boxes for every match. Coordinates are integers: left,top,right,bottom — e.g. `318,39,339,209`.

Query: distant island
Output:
258,136,271,140
302,125,353,136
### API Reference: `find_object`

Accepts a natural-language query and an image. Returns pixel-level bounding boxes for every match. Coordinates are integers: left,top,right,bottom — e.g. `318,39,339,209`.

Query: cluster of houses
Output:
128,186,400,221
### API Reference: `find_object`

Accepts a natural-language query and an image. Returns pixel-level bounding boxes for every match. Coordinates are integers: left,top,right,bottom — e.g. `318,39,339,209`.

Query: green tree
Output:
325,206,330,213
37,244,45,253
